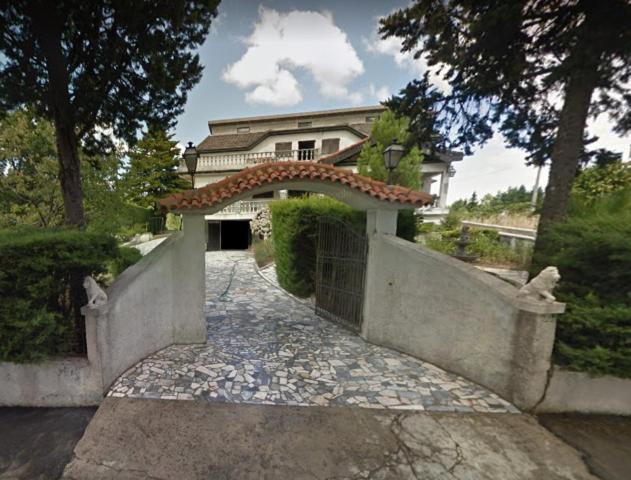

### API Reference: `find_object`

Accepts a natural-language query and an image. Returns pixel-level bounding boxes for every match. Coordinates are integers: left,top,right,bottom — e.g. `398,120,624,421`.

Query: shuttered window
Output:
321,138,340,155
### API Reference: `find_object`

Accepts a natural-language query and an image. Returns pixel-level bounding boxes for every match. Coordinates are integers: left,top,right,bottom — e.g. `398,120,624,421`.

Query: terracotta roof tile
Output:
160,162,433,213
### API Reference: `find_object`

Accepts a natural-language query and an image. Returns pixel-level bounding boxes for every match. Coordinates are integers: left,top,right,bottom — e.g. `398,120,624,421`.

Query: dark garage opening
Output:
207,220,251,251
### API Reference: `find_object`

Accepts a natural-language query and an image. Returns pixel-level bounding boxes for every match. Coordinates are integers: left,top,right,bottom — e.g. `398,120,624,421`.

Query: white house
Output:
182,106,462,249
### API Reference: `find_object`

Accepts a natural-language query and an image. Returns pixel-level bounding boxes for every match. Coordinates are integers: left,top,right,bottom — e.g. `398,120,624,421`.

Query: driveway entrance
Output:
108,251,516,413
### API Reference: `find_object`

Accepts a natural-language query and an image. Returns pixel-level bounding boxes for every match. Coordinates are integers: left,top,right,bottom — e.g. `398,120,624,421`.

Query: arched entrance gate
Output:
159,161,433,334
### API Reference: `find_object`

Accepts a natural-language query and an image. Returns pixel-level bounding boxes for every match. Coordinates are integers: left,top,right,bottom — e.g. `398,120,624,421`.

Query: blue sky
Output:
174,1,629,204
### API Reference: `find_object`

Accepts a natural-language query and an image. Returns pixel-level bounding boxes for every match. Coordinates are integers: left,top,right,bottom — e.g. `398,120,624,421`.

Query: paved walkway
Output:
108,251,517,413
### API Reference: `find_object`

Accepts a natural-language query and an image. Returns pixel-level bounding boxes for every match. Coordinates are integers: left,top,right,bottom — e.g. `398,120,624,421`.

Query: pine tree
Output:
357,111,423,189
123,128,191,210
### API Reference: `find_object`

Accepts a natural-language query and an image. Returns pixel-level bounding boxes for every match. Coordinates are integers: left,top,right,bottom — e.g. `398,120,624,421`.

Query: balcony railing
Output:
196,148,320,171
217,199,271,215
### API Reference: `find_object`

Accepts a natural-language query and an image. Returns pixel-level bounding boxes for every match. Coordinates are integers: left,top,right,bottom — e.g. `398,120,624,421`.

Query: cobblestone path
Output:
108,251,518,413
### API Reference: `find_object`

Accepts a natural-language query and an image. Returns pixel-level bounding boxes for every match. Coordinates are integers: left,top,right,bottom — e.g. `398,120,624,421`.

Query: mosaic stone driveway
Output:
109,251,518,413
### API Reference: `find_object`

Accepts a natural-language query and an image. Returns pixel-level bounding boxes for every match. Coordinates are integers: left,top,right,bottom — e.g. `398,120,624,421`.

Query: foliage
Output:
123,128,191,210
396,210,418,242
108,246,142,278
0,2,219,225
0,108,150,235
535,188,631,377
423,227,522,267
450,185,542,219
252,237,275,268
0,108,64,228
357,110,423,189
271,195,424,297
0,228,120,362
270,196,362,298
381,1,631,246
572,161,631,204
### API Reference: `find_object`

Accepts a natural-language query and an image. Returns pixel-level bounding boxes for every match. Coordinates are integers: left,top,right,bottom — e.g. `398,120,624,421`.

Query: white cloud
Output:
363,22,450,92
223,7,364,106
367,83,390,102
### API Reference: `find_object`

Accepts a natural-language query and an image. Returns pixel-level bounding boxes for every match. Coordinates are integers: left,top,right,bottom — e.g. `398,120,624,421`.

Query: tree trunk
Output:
30,6,86,227
532,65,598,267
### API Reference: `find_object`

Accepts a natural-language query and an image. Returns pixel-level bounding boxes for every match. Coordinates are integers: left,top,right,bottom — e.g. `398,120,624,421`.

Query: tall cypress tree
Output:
123,128,191,210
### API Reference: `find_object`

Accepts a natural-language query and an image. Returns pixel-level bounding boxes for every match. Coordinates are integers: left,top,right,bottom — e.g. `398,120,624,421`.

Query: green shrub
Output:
271,196,361,298
109,246,142,277
0,229,121,362
396,209,418,241
536,188,631,377
423,227,521,266
271,196,420,298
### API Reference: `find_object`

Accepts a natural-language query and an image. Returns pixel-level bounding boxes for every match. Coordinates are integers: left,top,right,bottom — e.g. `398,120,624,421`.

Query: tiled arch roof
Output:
159,162,433,212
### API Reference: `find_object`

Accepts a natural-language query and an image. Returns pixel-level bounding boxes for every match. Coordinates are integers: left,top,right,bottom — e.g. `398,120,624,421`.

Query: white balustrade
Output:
198,149,320,171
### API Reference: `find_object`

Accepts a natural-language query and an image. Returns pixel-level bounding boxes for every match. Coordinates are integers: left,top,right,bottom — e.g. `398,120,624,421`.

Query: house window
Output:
365,115,377,123
321,138,340,155
298,140,316,160
297,120,312,128
237,126,250,133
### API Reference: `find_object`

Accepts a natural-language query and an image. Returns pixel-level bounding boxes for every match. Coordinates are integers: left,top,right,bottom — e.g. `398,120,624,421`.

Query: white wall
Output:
362,234,565,410
87,215,207,390
211,110,380,135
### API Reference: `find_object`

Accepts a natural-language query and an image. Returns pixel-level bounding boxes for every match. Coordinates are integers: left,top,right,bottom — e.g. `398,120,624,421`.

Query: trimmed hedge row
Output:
270,196,416,298
0,229,136,363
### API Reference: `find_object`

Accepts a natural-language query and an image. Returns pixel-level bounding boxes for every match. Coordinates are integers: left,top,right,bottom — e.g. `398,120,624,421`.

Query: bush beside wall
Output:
271,196,362,298
536,189,631,378
0,229,127,363
271,196,417,298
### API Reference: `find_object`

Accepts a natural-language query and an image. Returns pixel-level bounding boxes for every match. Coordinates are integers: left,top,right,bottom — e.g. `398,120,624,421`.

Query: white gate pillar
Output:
172,213,207,343
366,209,398,236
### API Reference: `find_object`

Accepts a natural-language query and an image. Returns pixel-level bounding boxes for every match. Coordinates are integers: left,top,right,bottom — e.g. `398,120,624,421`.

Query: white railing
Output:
196,149,320,171
219,200,270,215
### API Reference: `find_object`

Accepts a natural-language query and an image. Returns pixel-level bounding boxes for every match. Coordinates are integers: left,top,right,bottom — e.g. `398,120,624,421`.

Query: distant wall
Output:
536,367,631,415
362,234,565,410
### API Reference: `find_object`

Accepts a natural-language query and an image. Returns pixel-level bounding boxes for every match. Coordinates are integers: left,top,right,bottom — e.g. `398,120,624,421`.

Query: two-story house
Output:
183,105,462,250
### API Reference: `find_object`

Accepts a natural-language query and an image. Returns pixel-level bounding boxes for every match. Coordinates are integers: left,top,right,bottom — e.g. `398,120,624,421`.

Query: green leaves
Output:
357,110,423,189
122,127,190,209
0,228,124,362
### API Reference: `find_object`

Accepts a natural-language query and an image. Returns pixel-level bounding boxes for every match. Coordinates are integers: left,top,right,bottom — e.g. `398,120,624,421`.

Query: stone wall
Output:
536,366,631,415
362,234,565,411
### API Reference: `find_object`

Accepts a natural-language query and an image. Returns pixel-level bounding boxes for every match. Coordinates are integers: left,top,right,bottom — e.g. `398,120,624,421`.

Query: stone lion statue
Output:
83,276,108,307
517,266,561,303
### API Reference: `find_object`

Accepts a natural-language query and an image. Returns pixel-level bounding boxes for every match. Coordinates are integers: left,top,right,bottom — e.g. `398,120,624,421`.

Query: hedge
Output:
270,195,417,298
535,188,631,378
0,229,130,362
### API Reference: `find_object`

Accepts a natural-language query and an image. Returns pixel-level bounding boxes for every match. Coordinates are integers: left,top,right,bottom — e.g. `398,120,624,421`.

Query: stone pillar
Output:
366,209,398,236
172,214,207,343
438,170,450,209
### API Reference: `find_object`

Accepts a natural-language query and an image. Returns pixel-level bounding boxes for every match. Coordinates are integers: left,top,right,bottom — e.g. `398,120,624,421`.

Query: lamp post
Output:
383,138,405,186
183,141,198,188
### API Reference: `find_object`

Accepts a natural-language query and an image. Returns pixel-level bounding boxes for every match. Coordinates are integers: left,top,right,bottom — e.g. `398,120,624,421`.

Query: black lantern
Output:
183,141,198,188
383,138,405,185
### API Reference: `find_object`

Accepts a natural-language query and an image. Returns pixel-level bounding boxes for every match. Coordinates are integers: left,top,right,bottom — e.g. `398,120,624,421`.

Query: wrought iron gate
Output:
315,216,368,332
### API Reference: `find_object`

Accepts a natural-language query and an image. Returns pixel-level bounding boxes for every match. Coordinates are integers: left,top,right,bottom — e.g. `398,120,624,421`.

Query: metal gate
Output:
315,216,368,332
